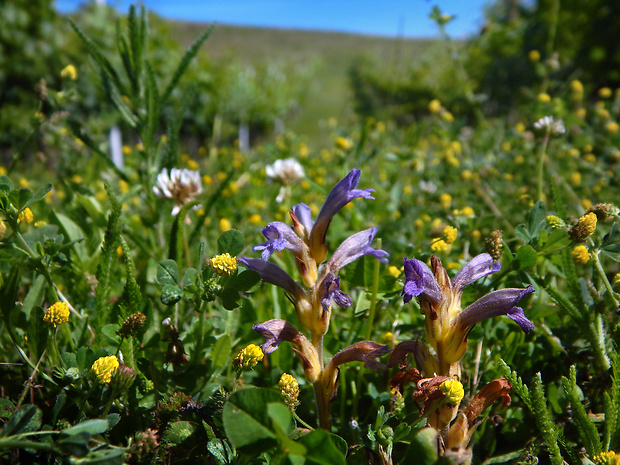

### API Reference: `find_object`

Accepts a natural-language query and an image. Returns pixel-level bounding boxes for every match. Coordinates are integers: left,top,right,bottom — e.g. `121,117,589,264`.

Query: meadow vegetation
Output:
1,1,620,464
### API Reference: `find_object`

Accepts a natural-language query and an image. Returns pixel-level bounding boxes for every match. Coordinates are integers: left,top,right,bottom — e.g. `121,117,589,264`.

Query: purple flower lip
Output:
238,257,307,301
326,228,389,275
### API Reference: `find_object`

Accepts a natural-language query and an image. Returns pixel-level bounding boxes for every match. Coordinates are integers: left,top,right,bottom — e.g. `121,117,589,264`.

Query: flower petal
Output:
451,253,501,292
253,222,305,261
320,274,352,313
253,319,301,355
291,203,314,235
309,169,375,262
457,285,535,333
402,258,442,304
326,228,389,274
239,257,307,301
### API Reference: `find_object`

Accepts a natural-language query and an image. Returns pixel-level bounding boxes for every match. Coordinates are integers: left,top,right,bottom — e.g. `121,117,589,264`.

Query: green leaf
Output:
514,245,537,270
62,419,109,436
161,284,183,306
398,427,439,465
298,429,347,465
51,211,89,263
162,24,214,103
0,175,14,192
602,222,620,249
217,229,245,256
226,270,261,293
561,366,601,456
211,334,231,369
21,275,46,320
10,187,33,210
157,259,179,285
223,388,284,455
219,288,241,310
102,324,121,343
25,183,52,208
4,405,42,436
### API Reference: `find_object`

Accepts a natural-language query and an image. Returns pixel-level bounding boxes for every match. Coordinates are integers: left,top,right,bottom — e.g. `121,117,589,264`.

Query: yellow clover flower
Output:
278,373,300,411
18,208,34,224
235,344,264,369
572,245,590,265
210,253,237,276
61,64,78,81
91,355,120,384
43,302,70,327
440,379,464,405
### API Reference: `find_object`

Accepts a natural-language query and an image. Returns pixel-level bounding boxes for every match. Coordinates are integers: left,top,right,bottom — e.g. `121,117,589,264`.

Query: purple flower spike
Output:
401,253,535,367
253,222,305,261
309,169,375,262
327,228,389,275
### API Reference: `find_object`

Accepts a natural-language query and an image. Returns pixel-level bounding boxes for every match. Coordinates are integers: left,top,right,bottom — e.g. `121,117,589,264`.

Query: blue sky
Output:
54,0,490,38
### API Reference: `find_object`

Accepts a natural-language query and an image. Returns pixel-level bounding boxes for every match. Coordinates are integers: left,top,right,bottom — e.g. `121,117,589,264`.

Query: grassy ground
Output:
165,21,436,139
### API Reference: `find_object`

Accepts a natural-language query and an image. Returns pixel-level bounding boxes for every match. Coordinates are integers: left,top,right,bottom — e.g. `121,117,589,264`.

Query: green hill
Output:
166,21,437,138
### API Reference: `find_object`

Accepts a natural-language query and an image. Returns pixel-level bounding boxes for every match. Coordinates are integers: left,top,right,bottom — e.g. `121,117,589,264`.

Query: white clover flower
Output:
418,180,438,194
266,158,305,202
533,116,565,135
266,158,305,185
153,168,202,215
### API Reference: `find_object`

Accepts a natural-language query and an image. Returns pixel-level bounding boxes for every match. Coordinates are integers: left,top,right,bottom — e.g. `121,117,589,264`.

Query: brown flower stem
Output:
313,374,332,430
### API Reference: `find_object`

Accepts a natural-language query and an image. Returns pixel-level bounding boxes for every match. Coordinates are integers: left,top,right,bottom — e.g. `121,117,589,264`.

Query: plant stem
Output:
591,250,619,308
537,134,550,202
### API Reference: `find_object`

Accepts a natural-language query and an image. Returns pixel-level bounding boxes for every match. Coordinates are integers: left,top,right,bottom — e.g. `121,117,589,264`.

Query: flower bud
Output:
111,364,137,392
484,230,503,261
117,312,146,338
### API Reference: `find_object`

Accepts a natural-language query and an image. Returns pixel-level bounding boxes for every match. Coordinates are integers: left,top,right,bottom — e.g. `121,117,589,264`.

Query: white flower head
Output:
266,158,305,185
153,168,202,215
418,180,438,194
533,116,565,135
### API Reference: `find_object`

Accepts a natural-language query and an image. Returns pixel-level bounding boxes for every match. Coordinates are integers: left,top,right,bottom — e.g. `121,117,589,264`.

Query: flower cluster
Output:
43,302,70,327
91,355,120,384
234,344,264,369
210,253,238,276
241,169,389,428
153,168,202,216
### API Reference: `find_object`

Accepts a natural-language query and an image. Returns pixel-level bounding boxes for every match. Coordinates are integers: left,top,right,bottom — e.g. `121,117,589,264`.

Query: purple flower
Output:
253,169,377,266
238,257,308,303
402,253,534,367
253,319,321,382
325,228,389,275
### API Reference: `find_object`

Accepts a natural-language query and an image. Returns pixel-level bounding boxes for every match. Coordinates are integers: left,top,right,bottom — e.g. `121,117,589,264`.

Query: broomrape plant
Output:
240,168,390,429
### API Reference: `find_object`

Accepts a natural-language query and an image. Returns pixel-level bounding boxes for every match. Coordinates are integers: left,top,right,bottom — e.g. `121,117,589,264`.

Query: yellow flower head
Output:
439,193,452,209
593,451,620,465
599,87,613,99
235,344,264,369
278,373,300,411
61,64,78,81
219,218,232,232
545,215,566,229
606,122,619,134
570,79,584,96
334,137,353,151
428,99,442,114
91,355,120,384
528,50,540,62
387,266,401,278
572,245,590,265
431,239,449,253
568,212,597,242
440,379,464,405
210,253,237,276
537,92,551,103
442,226,457,245
18,208,34,224
43,302,70,327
